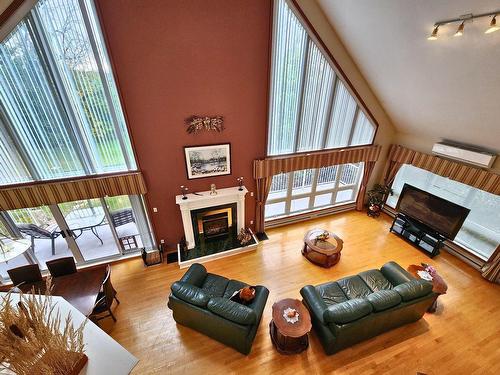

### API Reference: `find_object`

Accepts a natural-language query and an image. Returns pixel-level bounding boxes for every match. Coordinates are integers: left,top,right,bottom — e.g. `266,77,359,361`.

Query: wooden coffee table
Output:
269,298,311,355
302,229,343,268
407,264,448,313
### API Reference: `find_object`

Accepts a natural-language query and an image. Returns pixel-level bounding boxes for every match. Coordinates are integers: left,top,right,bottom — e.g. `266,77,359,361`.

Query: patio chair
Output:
109,208,135,228
46,257,77,277
7,264,43,286
17,223,61,256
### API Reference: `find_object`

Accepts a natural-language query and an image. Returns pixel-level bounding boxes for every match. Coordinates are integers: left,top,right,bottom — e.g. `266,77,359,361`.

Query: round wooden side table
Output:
302,228,343,268
269,298,312,355
407,264,448,313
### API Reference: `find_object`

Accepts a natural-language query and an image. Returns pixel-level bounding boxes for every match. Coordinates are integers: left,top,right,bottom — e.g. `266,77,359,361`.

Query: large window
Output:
0,0,135,185
386,164,500,261
266,163,363,219
0,0,153,282
267,0,376,156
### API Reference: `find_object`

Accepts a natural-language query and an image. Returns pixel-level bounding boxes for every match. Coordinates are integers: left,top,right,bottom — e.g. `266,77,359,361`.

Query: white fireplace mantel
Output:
175,186,248,249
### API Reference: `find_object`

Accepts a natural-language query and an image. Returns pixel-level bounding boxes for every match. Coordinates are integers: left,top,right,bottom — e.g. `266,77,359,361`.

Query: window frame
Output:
265,162,363,220
266,0,378,157
0,0,138,188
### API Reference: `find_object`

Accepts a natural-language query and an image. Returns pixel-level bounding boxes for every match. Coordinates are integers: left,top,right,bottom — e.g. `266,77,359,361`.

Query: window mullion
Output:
331,165,343,204
309,169,319,210
0,108,41,180
292,38,310,153
347,107,360,146
321,75,337,149
77,0,132,170
285,172,293,215
28,10,96,175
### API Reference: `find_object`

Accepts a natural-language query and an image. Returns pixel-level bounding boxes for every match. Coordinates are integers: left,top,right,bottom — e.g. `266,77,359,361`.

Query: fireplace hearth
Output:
176,186,257,268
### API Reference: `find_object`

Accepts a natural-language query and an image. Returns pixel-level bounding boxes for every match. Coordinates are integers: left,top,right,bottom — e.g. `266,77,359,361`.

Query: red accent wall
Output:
95,0,272,247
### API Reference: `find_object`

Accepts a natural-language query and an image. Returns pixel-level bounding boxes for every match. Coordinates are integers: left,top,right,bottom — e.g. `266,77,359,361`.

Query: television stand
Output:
389,213,444,258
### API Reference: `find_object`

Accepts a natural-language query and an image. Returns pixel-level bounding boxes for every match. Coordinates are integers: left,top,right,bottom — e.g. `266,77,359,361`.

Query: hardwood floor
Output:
101,211,500,374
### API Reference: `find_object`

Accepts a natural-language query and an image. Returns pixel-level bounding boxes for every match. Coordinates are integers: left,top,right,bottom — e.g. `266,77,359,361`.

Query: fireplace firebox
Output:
201,211,229,239
191,203,236,245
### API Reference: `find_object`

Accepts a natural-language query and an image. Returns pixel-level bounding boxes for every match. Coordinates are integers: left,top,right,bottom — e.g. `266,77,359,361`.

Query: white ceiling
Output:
317,0,500,152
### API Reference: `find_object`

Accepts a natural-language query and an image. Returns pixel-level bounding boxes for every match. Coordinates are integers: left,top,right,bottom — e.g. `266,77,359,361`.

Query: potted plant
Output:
367,184,392,217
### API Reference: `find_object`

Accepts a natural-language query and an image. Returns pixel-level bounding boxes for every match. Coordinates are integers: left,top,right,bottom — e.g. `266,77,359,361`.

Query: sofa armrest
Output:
247,285,269,319
207,297,257,325
171,281,210,307
180,263,207,287
380,261,413,286
300,285,327,325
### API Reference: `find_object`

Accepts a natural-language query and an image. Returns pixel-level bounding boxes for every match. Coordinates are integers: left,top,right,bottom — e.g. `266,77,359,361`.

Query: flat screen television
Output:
395,184,470,240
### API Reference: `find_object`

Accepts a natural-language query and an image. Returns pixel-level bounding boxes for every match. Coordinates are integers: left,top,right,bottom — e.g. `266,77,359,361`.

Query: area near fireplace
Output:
175,186,257,268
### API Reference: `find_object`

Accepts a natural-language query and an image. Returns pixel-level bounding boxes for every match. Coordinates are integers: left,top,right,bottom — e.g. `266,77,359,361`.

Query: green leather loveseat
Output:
300,261,437,355
167,263,269,355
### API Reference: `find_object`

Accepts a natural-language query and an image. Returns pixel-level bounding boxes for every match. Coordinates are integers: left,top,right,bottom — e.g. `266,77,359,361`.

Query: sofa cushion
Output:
359,270,393,292
223,279,248,299
337,276,372,299
316,282,348,306
323,298,373,324
366,290,402,312
202,273,229,298
207,297,256,325
171,281,210,307
394,280,433,302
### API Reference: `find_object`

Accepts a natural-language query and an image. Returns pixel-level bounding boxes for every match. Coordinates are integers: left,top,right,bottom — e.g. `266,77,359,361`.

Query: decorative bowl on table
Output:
283,307,300,324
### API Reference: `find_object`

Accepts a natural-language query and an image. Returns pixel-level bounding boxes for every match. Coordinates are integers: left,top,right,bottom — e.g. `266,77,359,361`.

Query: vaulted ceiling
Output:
317,0,500,151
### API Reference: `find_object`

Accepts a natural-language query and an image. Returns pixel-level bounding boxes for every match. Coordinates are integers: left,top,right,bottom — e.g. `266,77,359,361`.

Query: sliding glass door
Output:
59,198,120,261
0,194,154,281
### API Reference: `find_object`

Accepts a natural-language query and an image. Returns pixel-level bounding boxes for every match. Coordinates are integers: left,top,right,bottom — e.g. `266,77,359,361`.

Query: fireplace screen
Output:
196,207,233,240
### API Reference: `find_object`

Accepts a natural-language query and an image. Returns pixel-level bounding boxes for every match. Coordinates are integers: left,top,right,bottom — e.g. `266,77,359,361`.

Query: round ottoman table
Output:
302,228,343,268
269,298,311,355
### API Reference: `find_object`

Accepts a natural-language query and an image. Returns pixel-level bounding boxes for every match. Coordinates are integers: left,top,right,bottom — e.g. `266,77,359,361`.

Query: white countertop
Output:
0,293,138,375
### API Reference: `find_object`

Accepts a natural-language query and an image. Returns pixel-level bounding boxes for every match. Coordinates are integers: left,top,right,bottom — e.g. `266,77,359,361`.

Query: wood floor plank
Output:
99,211,500,375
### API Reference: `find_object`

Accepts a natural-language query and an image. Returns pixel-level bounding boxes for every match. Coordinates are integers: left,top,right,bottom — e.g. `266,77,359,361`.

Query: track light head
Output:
428,25,439,40
454,21,465,37
485,15,500,33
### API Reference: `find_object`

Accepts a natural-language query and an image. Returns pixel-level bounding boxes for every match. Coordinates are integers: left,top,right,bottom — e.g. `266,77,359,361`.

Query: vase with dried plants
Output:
0,278,88,375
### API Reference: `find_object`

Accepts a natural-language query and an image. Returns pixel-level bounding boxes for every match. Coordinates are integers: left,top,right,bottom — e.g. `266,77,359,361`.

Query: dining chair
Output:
90,265,120,323
7,264,43,286
46,257,77,277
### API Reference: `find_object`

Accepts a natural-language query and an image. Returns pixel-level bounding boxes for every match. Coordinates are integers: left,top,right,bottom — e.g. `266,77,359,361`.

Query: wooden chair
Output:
17,223,61,256
90,265,120,323
7,264,43,286
46,257,77,277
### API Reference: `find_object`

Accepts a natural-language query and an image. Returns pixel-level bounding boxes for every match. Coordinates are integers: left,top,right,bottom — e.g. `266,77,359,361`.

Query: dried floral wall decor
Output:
0,280,87,375
185,115,224,134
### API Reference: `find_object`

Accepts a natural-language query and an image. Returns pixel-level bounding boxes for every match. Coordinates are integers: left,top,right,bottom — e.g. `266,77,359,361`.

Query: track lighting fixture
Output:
427,26,439,40
428,10,500,40
454,22,465,37
485,15,500,34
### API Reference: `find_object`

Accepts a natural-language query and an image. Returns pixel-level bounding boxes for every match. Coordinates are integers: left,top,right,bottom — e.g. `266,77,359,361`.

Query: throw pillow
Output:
230,286,256,305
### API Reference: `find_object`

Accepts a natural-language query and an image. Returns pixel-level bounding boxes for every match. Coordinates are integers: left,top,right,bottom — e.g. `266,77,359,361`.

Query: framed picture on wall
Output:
184,143,231,179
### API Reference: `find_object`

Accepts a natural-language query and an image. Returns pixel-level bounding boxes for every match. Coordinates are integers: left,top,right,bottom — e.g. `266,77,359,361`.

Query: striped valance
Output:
0,172,147,211
387,145,500,195
254,145,382,179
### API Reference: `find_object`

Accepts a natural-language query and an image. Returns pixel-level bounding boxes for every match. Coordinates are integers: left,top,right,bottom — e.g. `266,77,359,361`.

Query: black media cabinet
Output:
389,213,444,258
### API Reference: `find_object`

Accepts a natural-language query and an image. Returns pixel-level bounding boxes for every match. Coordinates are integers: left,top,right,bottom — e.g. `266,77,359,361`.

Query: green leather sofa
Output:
300,261,437,355
167,263,269,355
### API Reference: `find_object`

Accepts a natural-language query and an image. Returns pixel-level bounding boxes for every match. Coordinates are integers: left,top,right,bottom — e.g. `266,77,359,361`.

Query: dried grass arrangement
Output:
0,278,87,375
